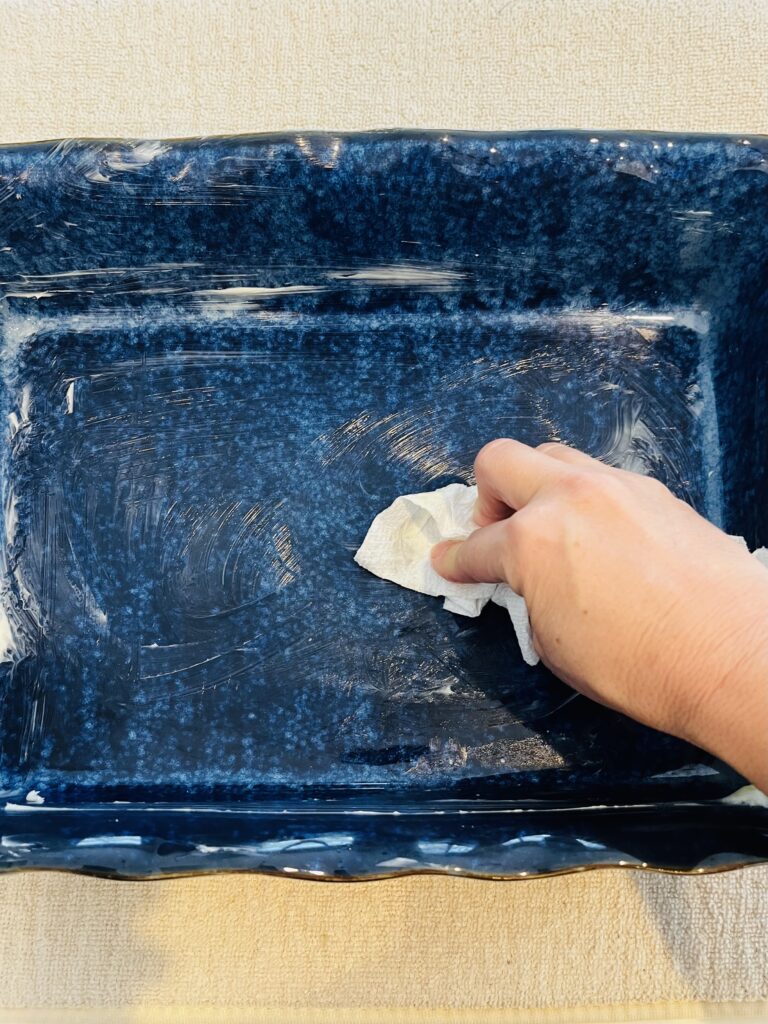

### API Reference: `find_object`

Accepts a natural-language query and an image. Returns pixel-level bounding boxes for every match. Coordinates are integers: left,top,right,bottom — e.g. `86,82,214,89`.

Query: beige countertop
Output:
0,0,766,1019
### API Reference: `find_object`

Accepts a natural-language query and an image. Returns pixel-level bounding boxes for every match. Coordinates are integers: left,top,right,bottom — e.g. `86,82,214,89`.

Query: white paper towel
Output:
354,483,539,665
354,482,768,670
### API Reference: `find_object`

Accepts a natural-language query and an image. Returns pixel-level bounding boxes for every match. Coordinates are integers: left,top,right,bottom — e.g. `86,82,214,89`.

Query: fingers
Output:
431,518,523,592
434,439,603,591
473,438,570,526
537,442,610,472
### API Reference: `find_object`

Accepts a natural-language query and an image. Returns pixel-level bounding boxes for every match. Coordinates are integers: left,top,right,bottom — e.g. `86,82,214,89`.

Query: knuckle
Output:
503,510,555,576
558,471,594,500
503,508,541,546
558,470,623,505
502,511,526,542
640,475,672,500
474,437,515,477
536,441,564,455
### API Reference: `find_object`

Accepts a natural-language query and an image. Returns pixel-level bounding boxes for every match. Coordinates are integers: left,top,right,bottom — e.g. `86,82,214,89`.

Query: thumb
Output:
431,518,521,590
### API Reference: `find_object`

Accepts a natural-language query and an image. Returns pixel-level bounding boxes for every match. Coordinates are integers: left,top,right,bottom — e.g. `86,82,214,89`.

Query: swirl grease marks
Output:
0,304,712,793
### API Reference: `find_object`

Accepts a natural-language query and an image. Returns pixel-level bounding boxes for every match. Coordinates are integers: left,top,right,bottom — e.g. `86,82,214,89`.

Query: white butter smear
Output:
722,785,768,808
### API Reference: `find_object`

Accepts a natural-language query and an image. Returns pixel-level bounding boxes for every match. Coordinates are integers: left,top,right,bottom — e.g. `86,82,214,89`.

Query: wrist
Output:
678,618,768,790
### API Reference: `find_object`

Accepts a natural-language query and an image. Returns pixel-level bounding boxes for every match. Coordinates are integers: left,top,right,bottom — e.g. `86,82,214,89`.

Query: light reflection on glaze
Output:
0,133,758,865
0,301,713,788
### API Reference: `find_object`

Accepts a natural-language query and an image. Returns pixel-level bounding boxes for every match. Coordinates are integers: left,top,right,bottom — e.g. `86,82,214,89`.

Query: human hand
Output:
431,439,768,790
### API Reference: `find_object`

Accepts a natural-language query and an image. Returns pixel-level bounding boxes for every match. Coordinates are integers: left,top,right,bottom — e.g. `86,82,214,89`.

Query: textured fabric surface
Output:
0,0,767,1016
1,0,768,140
0,869,767,1013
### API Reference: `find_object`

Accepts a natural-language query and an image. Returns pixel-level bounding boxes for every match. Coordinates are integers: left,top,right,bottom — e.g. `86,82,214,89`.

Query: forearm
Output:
681,627,768,792
431,439,768,788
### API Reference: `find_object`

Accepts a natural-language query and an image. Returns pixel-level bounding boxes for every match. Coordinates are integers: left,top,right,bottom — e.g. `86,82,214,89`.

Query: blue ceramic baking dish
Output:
0,131,766,878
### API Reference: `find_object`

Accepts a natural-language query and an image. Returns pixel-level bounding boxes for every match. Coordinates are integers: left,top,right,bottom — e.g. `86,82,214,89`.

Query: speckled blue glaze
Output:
0,132,766,879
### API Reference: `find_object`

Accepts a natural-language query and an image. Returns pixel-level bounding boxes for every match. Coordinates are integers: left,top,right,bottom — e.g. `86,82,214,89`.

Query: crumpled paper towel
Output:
354,483,538,665
354,482,768,670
